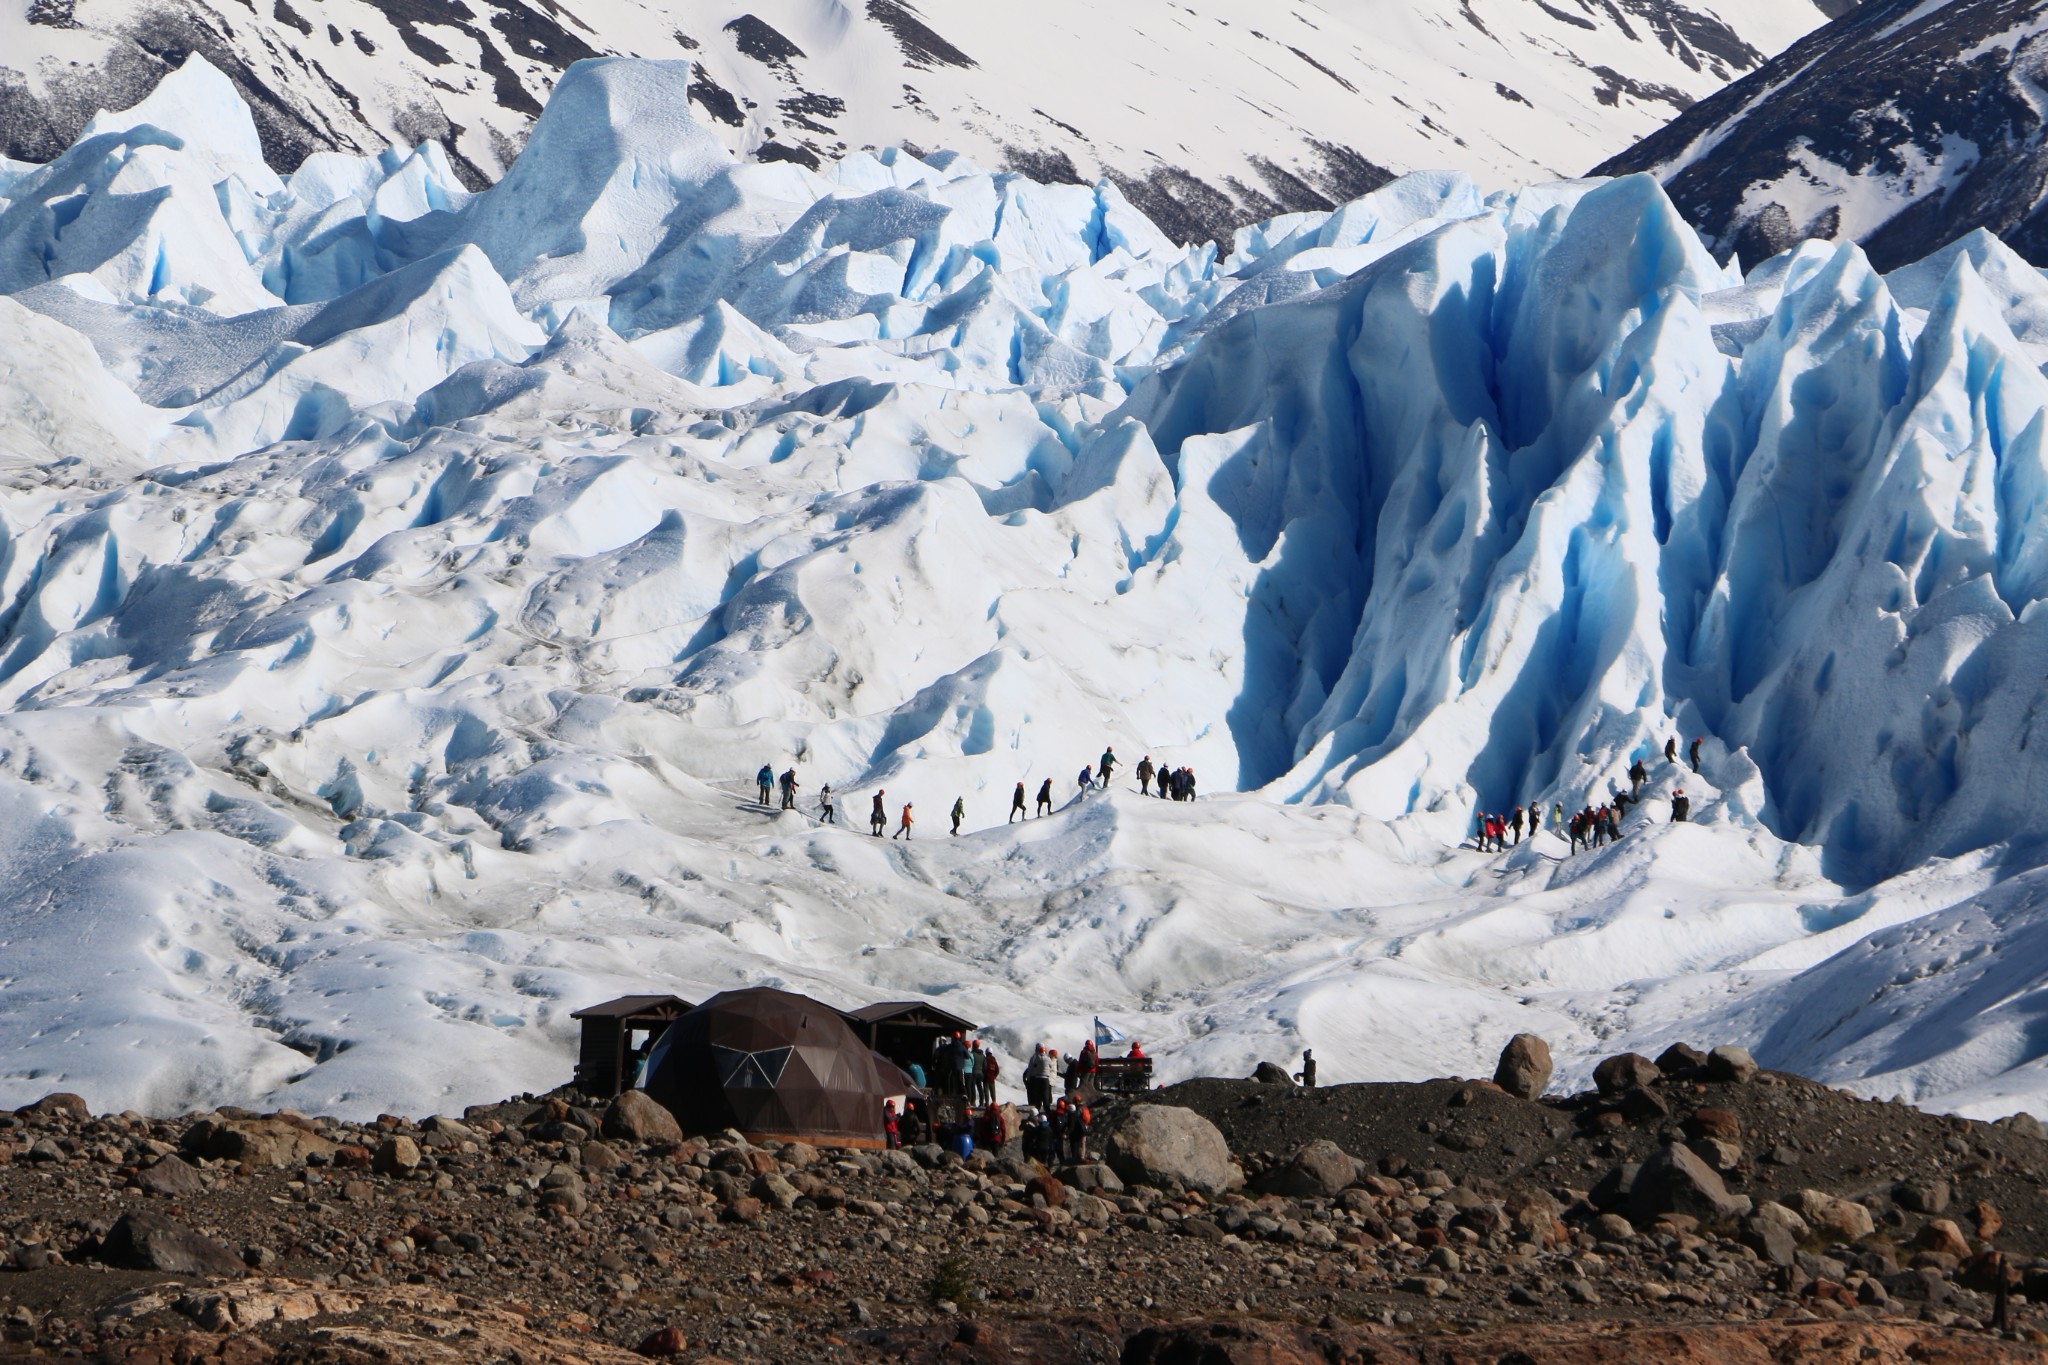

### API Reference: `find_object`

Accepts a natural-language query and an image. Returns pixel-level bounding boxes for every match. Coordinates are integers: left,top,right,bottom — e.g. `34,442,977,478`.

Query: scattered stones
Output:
1492,1033,1553,1101
1592,1053,1661,1094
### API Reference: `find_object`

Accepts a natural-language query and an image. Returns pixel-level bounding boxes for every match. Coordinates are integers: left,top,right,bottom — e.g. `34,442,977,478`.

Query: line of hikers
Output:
752,743,1200,842
1471,734,1706,855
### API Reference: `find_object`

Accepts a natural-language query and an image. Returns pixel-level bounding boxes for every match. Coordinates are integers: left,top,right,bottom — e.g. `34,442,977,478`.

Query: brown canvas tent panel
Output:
567,994,695,1098
642,987,899,1148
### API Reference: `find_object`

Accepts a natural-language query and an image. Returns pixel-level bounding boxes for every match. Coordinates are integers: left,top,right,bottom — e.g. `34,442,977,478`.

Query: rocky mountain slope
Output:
1,0,1840,244
4,1051,2048,1363
1596,0,2048,269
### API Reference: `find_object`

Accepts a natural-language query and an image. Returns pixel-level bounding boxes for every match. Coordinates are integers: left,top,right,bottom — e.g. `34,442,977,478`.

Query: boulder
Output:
1915,1218,1972,1258
1894,1179,1950,1214
135,1153,205,1196
1975,1200,2004,1240
1254,1140,1355,1198
1589,1162,1641,1212
603,1090,683,1145
1592,1053,1661,1094
373,1136,421,1176
1251,1061,1295,1086
1104,1106,1242,1194
99,1212,245,1276
1792,1189,1875,1241
1741,1215,1797,1266
1706,1045,1759,1083
181,1116,336,1169
1752,1200,1811,1239
1654,1043,1708,1074
1492,1034,1552,1101
19,1093,90,1120
1692,1137,1742,1173
1059,1162,1124,1194
1628,1143,1751,1222
1684,1108,1742,1142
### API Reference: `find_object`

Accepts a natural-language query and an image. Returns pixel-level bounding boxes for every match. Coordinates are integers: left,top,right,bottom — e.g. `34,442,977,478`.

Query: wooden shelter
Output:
836,1000,978,1080
569,994,694,1098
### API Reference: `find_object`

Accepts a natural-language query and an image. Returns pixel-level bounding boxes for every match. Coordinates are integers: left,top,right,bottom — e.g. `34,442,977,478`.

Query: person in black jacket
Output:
1672,790,1691,822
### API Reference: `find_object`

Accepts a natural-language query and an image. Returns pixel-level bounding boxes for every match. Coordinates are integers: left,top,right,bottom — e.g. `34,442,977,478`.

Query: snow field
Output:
4,58,2048,1124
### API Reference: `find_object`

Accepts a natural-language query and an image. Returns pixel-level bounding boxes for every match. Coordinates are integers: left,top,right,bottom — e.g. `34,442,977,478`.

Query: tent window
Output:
711,1045,794,1089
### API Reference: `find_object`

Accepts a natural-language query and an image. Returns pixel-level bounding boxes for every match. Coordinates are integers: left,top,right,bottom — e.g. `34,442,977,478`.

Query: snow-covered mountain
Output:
1597,0,2048,269
11,57,2048,1125
0,0,1841,246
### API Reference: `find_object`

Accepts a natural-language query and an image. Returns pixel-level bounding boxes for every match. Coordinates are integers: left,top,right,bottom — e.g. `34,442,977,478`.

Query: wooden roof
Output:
570,994,695,1020
838,1000,977,1031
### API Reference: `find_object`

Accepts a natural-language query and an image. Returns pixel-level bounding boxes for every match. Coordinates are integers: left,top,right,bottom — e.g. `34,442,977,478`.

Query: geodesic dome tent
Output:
641,987,899,1147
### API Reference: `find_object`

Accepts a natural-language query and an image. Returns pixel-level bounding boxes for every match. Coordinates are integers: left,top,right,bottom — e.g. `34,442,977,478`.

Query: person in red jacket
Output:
892,802,914,840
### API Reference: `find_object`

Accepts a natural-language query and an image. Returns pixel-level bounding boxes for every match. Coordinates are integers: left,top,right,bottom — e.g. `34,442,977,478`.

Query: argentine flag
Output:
1093,1016,1128,1047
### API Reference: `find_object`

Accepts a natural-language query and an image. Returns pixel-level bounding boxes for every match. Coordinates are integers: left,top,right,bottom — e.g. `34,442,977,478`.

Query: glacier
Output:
5,55,2048,1123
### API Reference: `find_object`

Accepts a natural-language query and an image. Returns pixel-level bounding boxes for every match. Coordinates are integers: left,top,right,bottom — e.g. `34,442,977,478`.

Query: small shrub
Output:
924,1251,975,1309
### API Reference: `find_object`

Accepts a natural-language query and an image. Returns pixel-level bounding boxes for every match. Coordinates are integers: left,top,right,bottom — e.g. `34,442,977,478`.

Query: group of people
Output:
752,739,1201,842
1471,734,1711,856
923,1032,1001,1104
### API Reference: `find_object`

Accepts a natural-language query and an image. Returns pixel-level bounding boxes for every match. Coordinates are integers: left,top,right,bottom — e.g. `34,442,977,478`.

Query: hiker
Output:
819,784,836,824
756,763,774,806
1183,769,1197,801
951,795,966,836
1098,747,1117,788
1589,805,1606,848
1474,813,1488,849
1025,1044,1054,1109
1296,1049,1316,1088
1063,1099,1091,1162
1664,736,1678,764
937,1033,966,1096
1551,801,1565,831
1021,1106,1050,1162
979,1046,999,1106
975,1103,1007,1150
893,801,915,840
958,1040,979,1097
1036,778,1054,816
883,1100,901,1150
1136,756,1155,795
1567,809,1583,854
1510,806,1524,845
1059,1048,1078,1094
1606,804,1622,843
870,791,888,837
1672,789,1691,822
1127,1039,1146,1060
1010,782,1027,823
1077,764,1093,794
1076,1039,1098,1090
1690,737,1704,773
779,767,798,810
1628,758,1647,795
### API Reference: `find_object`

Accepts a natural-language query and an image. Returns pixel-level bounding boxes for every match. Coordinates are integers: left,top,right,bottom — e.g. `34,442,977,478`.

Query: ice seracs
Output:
7,60,2048,1126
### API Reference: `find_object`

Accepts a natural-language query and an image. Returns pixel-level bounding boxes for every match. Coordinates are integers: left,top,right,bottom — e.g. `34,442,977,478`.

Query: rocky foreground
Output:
4,1042,2048,1363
